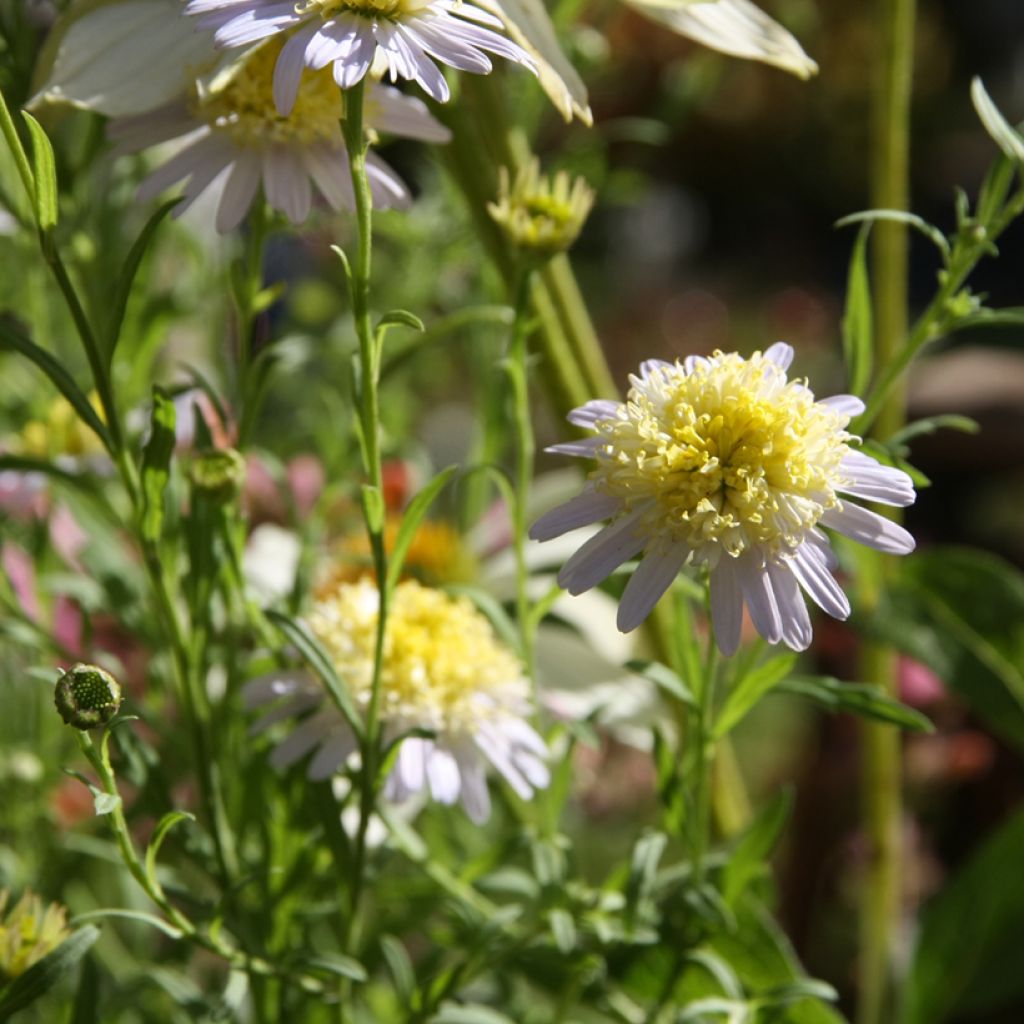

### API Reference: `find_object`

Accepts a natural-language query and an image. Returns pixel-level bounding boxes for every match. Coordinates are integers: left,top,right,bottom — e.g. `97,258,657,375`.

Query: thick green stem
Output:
858,0,916,1020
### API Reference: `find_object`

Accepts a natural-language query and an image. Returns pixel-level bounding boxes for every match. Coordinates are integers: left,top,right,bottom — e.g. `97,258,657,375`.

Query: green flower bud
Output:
190,447,246,503
54,664,122,730
488,159,595,262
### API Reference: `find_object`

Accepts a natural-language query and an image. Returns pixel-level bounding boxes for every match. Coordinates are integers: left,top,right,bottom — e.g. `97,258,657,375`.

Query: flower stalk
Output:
858,0,917,1020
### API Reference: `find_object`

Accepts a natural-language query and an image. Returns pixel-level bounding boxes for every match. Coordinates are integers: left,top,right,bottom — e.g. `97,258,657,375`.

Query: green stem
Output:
691,624,719,887
339,81,389,984
858,0,916,1020
75,730,324,995
508,268,538,689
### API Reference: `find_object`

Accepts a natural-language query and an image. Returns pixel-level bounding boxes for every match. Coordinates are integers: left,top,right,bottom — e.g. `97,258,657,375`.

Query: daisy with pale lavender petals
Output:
186,0,536,109
245,578,549,823
530,343,917,656
110,36,450,231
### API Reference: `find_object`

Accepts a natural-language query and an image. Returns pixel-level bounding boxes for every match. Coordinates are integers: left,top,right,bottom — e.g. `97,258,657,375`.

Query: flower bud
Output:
488,159,594,261
189,447,246,503
0,890,71,982
54,664,122,730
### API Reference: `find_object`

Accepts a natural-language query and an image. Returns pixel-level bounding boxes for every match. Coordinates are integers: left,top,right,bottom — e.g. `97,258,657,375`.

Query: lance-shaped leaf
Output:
970,77,1024,165
476,0,592,124
622,0,818,81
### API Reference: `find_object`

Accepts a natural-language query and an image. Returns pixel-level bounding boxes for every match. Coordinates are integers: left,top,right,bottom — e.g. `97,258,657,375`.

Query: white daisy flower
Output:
530,344,917,656
109,36,450,232
244,578,549,823
185,0,537,110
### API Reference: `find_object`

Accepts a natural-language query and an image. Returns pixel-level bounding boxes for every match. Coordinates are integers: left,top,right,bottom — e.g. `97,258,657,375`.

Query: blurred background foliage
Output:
1,0,1024,1021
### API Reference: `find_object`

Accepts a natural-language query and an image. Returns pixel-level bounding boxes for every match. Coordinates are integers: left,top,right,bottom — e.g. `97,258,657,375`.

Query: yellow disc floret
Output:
591,351,850,560
300,0,434,20
308,579,525,733
195,37,343,146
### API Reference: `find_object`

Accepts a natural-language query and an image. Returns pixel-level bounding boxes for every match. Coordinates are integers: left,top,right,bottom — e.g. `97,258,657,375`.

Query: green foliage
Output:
0,926,99,1020
902,807,1024,1024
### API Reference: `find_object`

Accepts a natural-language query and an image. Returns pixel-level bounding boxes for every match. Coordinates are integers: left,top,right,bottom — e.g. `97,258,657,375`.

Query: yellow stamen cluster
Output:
316,519,479,593
300,0,433,20
0,890,71,982
196,38,342,146
488,159,595,258
308,579,524,732
592,352,850,560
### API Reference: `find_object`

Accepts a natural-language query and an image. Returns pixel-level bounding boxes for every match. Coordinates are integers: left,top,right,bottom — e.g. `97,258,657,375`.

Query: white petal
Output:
820,502,916,555
242,669,315,709
556,511,647,594
838,451,916,507
765,561,812,651
454,749,491,823
710,555,743,656
136,131,220,200
567,399,619,428
366,84,451,142
249,692,321,734
739,559,782,644
475,730,532,799
425,747,461,803
545,437,603,458
263,148,312,223
365,152,411,209
304,143,354,210
616,544,687,632
270,712,335,770
215,153,261,232
273,22,318,115
308,731,356,780
787,544,850,620
529,490,620,541
820,394,865,417
763,341,794,370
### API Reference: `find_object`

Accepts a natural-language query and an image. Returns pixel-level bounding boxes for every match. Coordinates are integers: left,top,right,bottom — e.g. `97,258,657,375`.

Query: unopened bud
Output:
488,159,594,261
190,447,246,503
54,664,122,730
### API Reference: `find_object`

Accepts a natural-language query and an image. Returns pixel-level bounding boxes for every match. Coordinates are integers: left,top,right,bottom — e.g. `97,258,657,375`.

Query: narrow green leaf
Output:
714,653,797,738
0,318,113,454
686,949,744,1000
266,611,364,739
841,224,873,395
377,309,425,334
385,466,459,593
625,658,697,708
970,77,1024,164
431,1003,517,1024
0,454,89,489
380,935,416,1003
0,88,35,204
887,414,979,448
105,199,179,362
625,830,668,917
301,953,367,983
144,810,195,889
778,677,933,732
140,387,176,544
21,112,57,230
548,908,576,953
722,787,794,905
0,926,100,1020
70,909,182,940
836,210,950,258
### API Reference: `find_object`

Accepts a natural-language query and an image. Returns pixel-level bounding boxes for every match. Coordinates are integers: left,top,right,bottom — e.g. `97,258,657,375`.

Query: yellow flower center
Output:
195,37,342,146
592,352,850,560
309,580,524,733
300,0,433,20
17,392,105,459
